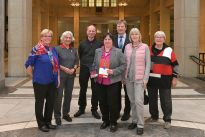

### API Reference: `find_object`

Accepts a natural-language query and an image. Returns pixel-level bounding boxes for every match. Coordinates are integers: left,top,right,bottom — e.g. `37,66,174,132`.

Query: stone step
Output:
5,87,205,99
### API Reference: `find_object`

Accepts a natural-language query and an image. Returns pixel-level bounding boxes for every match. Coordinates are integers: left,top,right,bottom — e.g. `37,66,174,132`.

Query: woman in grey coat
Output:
54,31,79,125
91,33,125,132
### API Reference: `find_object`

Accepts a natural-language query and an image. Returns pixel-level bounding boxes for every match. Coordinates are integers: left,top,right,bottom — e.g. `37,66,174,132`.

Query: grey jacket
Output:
93,47,126,84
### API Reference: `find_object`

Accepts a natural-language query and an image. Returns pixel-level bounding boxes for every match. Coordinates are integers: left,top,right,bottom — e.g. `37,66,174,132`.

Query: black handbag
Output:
144,90,149,105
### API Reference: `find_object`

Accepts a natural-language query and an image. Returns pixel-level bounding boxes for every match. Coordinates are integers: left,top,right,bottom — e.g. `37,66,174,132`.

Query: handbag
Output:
144,89,149,105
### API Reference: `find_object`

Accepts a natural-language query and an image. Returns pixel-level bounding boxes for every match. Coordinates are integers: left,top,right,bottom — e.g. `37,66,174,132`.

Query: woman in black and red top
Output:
147,31,179,129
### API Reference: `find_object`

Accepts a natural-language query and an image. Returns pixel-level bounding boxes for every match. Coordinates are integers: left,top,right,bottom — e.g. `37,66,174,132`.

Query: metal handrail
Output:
189,55,205,65
190,53,205,74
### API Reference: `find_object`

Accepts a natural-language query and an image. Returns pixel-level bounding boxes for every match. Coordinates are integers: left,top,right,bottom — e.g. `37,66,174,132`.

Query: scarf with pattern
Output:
30,42,58,74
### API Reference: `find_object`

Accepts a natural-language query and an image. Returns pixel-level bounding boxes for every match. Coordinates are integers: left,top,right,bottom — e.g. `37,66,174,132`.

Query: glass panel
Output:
81,0,87,7
104,0,109,7
89,0,95,7
96,0,102,7
111,0,117,7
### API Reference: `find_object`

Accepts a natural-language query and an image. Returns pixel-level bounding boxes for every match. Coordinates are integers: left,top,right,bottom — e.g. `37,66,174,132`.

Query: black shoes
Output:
55,118,62,126
92,111,101,119
100,122,117,132
128,123,137,130
110,124,118,132
46,124,57,129
63,115,72,122
100,122,110,129
39,125,49,132
121,113,130,121
55,114,72,125
74,110,85,117
39,123,56,132
137,128,144,135
74,110,101,119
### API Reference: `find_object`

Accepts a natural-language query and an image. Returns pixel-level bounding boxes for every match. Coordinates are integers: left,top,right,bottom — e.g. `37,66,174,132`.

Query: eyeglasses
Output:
42,35,52,38
155,36,164,39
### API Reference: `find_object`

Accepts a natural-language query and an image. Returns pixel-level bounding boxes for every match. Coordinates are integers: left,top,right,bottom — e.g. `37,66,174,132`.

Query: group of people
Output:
25,20,179,135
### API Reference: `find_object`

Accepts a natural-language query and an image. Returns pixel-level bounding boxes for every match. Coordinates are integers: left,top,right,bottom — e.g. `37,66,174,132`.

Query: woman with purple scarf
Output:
25,29,60,132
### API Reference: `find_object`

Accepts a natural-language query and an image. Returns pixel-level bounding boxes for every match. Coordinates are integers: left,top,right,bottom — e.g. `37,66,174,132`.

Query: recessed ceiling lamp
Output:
68,0,80,7
118,0,128,6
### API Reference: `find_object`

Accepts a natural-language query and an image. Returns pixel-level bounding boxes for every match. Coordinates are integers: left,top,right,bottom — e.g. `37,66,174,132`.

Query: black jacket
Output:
114,34,130,53
78,38,102,67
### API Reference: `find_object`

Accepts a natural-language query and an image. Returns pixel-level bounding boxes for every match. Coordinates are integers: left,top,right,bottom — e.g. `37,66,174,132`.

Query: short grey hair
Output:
129,28,142,42
154,31,166,40
60,31,75,42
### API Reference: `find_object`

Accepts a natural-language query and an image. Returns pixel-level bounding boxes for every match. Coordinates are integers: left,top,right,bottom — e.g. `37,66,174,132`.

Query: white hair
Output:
154,31,166,40
60,31,75,42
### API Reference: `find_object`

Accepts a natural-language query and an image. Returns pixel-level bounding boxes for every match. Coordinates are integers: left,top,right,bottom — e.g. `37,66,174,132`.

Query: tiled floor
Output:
0,77,205,136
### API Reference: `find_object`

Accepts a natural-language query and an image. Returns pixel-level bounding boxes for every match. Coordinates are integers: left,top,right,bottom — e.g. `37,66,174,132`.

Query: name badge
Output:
99,67,108,78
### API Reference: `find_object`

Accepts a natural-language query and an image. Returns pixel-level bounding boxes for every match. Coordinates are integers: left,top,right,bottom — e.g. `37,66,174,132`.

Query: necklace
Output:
105,47,111,53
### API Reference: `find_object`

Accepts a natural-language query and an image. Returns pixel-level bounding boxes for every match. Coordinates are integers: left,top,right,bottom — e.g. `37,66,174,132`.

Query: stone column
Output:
0,0,5,90
140,16,150,45
160,0,170,44
174,0,199,77
118,6,125,20
8,0,32,76
74,6,79,48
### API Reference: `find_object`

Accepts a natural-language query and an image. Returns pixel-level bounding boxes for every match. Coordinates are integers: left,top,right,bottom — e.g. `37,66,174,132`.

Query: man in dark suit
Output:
114,20,131,121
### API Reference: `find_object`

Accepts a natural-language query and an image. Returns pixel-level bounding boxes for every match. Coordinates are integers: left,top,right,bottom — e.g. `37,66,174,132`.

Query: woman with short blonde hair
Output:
25,28,59,132
124,28,151,135
129,28,142,42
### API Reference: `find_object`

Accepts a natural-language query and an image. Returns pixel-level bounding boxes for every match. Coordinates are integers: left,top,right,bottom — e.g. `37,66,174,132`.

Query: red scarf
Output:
60,43,71,49
33,42,48,55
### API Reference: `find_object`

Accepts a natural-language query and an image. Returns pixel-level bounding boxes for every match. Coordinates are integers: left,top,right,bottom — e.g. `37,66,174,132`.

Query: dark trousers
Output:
33,82,56,128
147,87,172,122
54,76,74,119
78,65,98,111
96,82,121,124
119,84,131,115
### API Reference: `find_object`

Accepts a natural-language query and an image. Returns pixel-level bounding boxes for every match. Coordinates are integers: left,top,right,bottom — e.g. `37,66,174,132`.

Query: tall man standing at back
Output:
114,20,131,121
74,25,102,119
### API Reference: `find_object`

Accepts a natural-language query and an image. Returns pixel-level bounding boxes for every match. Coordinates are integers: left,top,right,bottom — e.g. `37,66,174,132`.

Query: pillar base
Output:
0,79,5,92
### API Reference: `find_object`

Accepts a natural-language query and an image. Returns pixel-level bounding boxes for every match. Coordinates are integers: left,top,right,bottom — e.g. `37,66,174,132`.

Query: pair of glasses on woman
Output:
42,35,52,38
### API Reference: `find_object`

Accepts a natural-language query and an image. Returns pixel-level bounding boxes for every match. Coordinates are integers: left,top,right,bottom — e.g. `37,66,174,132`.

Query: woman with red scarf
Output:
25,29,60,132
54,31,79,125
